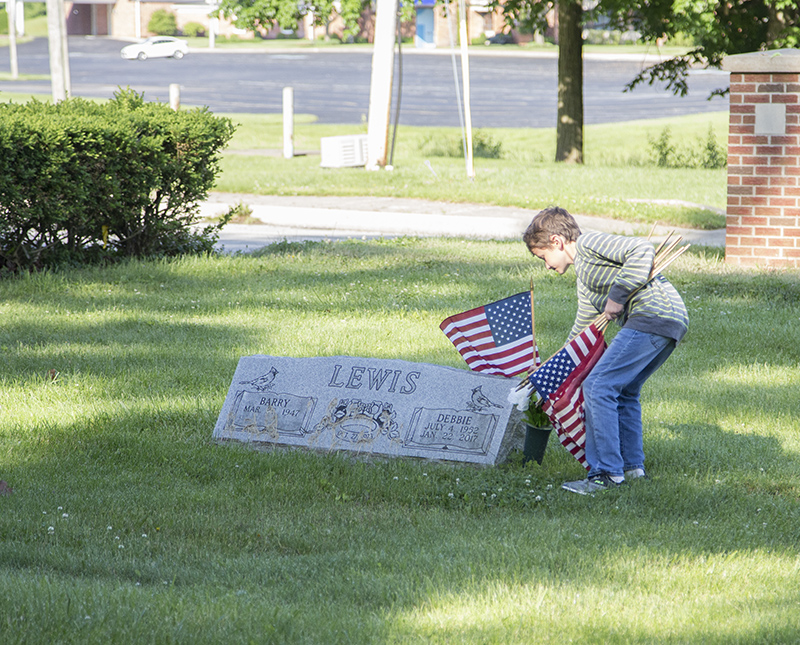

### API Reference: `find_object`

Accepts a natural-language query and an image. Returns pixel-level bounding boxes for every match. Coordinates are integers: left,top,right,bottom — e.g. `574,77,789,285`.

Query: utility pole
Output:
45,0,71,101
365,0,398,170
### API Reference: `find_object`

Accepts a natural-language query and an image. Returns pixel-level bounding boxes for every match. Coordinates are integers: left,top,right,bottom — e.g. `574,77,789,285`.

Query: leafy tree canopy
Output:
497,0,800,97
602,0,800,96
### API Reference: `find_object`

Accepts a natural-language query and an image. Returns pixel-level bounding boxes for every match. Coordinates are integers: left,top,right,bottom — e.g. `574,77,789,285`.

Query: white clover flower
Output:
535,496,542,501
107,526,113,531
448,493,454,498
118,544,124,549
47,526,55,534
142,534,148,538
62,513,69,519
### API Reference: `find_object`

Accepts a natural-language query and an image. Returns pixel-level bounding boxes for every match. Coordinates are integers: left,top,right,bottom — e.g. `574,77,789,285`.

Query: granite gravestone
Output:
213,355,525,465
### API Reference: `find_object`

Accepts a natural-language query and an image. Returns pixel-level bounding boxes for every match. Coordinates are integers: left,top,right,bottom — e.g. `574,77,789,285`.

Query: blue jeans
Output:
582,328,676,478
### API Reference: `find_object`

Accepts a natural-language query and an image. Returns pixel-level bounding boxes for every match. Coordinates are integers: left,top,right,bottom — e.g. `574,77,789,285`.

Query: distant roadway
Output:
0,37,730,127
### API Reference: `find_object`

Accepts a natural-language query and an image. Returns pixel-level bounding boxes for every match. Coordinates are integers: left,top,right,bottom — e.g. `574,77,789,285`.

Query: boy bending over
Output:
524,207,688,495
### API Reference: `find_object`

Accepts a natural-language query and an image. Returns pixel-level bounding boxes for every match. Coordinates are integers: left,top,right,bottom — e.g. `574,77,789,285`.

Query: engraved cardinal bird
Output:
468,386,502,411
240,367,278,391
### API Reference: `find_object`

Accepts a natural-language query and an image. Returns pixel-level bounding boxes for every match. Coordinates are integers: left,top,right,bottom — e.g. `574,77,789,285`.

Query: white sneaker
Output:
624,468,647,480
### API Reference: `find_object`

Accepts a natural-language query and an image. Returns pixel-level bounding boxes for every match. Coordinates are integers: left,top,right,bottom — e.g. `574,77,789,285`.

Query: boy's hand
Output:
603,298,625,321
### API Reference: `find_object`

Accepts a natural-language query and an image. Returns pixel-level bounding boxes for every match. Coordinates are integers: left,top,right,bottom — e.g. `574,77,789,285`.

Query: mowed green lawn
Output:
1,233,799,642
216,111,730,230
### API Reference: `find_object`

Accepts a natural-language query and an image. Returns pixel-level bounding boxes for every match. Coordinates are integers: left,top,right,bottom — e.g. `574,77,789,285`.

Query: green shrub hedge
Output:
0,90,235,273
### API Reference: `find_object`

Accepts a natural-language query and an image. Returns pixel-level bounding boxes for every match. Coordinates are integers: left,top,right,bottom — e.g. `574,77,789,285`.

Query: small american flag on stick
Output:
440,292,540,378
529,322,607,468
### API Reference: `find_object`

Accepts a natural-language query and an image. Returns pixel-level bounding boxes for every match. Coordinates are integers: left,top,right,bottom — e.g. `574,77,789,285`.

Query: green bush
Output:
182,21,205,38
648,126,726,169
0,90,235,273
148,9,178,36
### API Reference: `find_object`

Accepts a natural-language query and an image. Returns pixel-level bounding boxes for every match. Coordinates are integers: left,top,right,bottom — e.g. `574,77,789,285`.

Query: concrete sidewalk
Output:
199,193,726,254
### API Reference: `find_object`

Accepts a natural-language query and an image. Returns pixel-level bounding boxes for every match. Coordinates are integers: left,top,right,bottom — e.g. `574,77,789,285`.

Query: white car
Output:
120,37,189,61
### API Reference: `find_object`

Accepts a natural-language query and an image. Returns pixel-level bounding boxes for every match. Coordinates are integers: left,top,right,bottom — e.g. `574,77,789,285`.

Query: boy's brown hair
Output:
523,206,582,250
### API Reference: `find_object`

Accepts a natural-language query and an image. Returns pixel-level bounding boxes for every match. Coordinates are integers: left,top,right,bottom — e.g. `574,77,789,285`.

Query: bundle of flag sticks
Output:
516,231,690,391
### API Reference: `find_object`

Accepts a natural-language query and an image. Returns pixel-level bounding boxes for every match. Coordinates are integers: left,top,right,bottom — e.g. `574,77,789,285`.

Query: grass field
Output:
1,236,799,643
216,111,730,230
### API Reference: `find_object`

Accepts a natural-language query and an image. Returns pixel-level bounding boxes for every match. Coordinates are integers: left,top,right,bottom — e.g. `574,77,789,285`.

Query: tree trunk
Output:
555,0,583,163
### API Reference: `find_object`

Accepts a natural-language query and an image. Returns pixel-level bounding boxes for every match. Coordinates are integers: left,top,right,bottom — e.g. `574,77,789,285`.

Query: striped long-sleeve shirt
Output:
568,231,688,342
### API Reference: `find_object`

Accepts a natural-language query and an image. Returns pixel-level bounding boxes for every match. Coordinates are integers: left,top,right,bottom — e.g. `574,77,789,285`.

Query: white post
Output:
366,0,398,170
207,1,217,49
458,0,474,179
169,83,180,110
15,0,24,36
283,86,294,159
135,0,142,39
8,0,19,79
45,0,69,101
58,0,71,93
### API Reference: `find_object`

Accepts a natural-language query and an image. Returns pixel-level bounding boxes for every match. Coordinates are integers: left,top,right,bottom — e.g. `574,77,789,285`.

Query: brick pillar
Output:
722,50,800,268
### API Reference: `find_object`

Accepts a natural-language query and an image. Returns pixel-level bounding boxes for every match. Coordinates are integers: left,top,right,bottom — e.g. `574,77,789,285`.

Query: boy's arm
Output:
568,281,600,340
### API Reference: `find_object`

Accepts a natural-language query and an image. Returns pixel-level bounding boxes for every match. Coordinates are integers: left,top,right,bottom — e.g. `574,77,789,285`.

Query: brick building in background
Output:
723,49,800,268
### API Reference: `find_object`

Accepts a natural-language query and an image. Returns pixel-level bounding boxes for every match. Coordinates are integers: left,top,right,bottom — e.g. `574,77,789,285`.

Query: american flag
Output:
440,292,540,377
530,323,606,469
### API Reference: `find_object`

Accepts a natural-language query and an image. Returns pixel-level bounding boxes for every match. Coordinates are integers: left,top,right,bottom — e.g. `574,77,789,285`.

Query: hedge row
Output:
0,90,235,273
